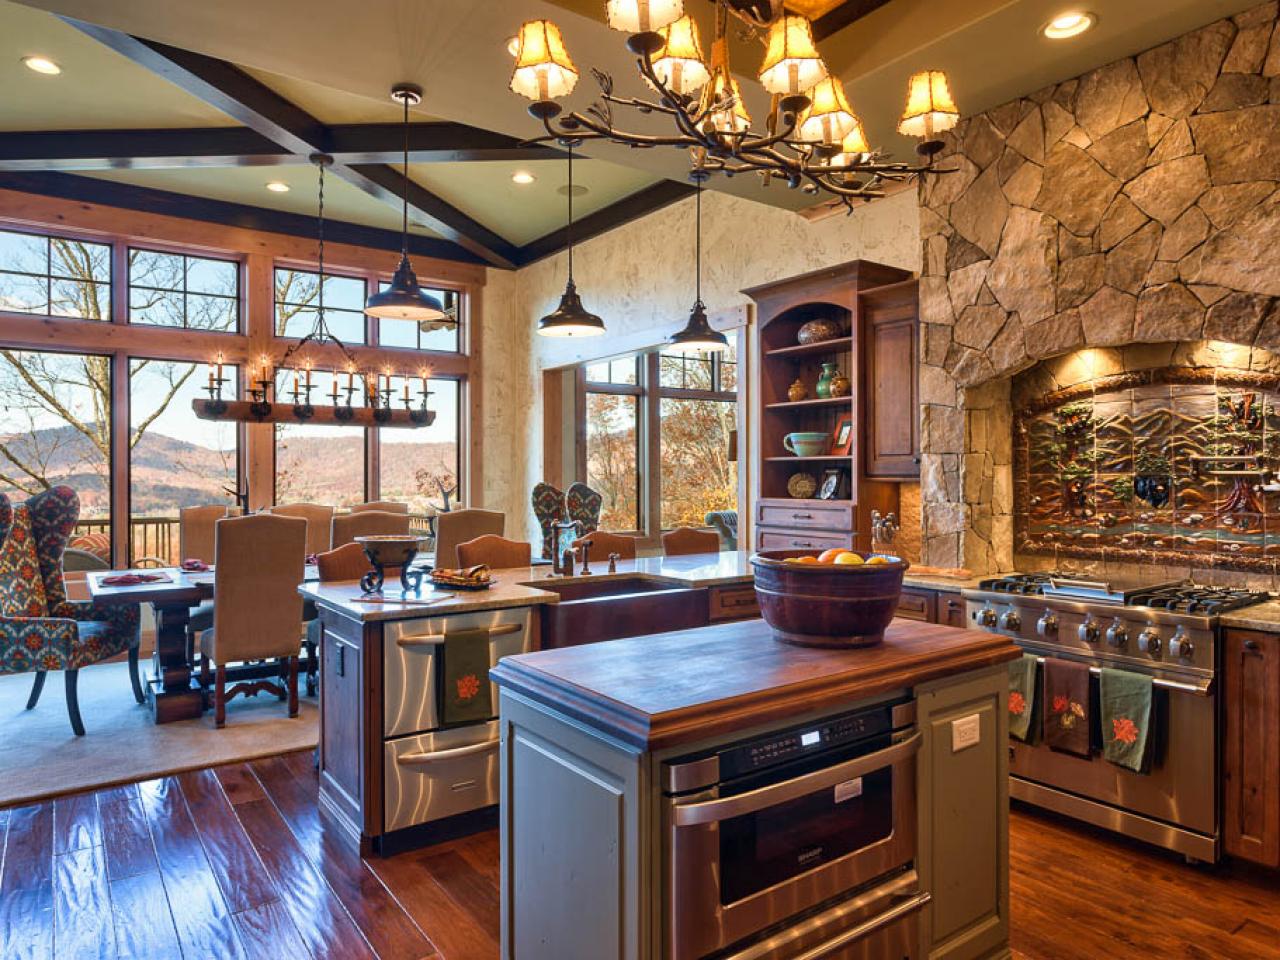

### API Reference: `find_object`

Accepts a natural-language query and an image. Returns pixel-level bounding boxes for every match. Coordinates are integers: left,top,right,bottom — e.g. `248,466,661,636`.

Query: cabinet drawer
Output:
709,584,761,622
759,502,854,531
938,593,967,627
896,587,935,622
757,528,852,551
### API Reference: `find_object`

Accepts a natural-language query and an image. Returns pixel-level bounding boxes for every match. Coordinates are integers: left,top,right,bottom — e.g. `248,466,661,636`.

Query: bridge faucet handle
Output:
608,552,620,574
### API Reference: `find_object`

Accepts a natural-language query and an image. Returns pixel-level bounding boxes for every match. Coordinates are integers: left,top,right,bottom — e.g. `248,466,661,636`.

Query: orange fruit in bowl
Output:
865,555,891,565
833,551,864,566
816,548,845,564
796,556,821,564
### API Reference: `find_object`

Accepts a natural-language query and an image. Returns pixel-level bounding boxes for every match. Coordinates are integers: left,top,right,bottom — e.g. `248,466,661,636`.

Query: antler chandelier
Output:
507,0,960,206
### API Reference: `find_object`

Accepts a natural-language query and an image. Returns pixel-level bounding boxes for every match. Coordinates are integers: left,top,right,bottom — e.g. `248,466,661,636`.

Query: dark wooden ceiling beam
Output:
64,18,520,268
326,123,562,164
0,128,292,171
811,0,895,41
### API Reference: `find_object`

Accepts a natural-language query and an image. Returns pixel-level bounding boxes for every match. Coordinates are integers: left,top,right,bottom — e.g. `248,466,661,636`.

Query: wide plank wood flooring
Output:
1,751,1277,959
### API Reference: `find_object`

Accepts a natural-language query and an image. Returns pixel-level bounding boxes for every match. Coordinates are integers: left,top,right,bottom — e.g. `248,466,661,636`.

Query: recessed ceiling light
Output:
22,56,61,75
512,171,536,185
557,184,589,197
1042,11,1095,39
265,181,290,193
506,35,520,57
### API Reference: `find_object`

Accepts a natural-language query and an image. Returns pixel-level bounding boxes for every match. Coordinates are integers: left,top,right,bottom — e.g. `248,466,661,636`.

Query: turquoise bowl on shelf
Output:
783,432,829,457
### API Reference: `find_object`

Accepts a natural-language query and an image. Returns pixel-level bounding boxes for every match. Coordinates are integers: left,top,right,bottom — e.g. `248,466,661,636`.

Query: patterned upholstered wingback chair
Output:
705,510,739,551
530,482,565,560
565,482,603,534
0,486,143,735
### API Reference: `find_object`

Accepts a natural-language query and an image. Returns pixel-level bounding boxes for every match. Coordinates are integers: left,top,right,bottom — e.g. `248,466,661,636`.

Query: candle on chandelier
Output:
346,368,355,392
402,379,410,403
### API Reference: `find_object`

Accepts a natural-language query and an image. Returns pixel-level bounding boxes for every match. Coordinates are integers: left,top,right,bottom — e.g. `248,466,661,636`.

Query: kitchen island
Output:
492,616,1019,960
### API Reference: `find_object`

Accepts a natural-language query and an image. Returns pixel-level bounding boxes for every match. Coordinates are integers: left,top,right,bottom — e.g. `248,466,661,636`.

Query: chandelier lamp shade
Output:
758,14,827,96
510,20,580,100
897,69,960,156
364,83,449,325
505,1,959,206
538,143,605,338
669,175,728,354
605,0,684,33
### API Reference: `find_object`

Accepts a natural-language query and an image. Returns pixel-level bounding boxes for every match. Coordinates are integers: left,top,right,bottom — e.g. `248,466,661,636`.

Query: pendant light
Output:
538,142,605,337
365,83,448,324
669,174,727,353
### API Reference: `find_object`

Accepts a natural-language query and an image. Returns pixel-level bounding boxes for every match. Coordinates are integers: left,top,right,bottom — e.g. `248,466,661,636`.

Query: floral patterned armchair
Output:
0,486,142,736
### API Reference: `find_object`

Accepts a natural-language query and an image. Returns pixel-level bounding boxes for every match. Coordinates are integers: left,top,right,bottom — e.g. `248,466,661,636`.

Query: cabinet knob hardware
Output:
793,513,814,519
947,600,961,609
1244,639,1260,651
913,456,921,464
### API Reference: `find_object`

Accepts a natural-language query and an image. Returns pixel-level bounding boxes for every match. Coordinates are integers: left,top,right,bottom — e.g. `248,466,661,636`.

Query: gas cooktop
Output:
974,573,1269,614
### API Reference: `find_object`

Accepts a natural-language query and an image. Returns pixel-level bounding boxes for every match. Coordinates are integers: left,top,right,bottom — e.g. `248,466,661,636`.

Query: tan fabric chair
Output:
350,500,409,514
270,503,335,555
662,526,721,556
572,530,638,561
180,504,241,564
456,535,531,570
315,541,374,582
198,513,306,727
331,509,412,548
433,508,504,569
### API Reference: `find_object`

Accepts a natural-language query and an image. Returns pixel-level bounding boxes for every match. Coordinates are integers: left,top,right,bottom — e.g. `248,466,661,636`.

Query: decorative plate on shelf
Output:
796,318,842,345
787,472,818,498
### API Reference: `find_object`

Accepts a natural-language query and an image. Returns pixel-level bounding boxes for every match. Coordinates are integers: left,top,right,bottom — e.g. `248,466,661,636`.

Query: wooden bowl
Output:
750,549,910,648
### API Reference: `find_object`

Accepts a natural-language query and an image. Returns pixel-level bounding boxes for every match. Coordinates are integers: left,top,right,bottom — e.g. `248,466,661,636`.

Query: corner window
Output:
375,284,460,353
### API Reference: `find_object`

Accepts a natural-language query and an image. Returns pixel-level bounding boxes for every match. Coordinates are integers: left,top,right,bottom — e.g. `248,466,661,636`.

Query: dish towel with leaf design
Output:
1099,668,1153,774
1042,658,1090,757
441,628,493,726
1008,654,1039,743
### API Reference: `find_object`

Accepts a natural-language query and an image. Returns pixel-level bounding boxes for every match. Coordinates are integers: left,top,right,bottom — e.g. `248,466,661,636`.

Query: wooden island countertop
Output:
491,616,1020,750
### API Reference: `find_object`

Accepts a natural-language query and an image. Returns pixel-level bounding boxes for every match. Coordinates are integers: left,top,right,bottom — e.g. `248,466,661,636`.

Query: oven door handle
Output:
671,731,921,827
397,622,522,648
397,739,499,768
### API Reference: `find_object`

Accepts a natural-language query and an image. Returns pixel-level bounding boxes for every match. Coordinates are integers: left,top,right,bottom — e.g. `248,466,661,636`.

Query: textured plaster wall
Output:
478,187,921,541
918,0,1280,574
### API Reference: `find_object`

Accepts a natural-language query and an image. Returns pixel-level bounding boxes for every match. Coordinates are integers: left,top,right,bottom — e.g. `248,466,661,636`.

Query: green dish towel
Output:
1099,668,1154,774
441,628,494,726
1008,655,1039,743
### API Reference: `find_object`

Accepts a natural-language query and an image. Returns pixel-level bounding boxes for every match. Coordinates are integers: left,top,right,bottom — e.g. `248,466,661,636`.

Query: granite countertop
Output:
1219,599,1280,632
491,617,1020,750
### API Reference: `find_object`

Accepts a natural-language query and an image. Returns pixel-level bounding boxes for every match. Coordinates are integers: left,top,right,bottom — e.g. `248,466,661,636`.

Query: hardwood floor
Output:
1,752,1277,959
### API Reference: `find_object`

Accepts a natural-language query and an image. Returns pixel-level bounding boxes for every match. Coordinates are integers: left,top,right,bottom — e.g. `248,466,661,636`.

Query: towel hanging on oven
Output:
1042,658,1090,758
1008,655,1040,743
441,628,494,725
1099,668,1154,774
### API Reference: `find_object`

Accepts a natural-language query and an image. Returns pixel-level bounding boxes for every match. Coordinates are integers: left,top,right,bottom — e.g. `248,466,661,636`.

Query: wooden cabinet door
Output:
939,594,968,628
1223,629,1280,867
320,625,366,831
896,587,935,622
862,291,920,478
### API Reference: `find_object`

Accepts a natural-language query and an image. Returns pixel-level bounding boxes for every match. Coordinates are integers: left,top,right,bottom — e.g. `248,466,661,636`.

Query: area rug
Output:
0,661,318,807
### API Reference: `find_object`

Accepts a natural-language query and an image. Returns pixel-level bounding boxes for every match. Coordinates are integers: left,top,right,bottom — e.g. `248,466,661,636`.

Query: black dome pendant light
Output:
669,172,728,353
365,83,449,324
538,140,605,337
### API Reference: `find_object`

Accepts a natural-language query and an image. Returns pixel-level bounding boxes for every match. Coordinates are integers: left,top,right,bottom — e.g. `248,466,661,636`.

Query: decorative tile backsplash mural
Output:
1014,367,1280,573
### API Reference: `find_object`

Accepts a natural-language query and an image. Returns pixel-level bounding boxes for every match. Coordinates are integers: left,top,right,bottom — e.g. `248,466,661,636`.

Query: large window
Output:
0,228,110,320
129,249,239,331
0,348,112,534
273,369,366,507
274,268,366,344
129,360,240,564
379,379,460,512
579,342,739,538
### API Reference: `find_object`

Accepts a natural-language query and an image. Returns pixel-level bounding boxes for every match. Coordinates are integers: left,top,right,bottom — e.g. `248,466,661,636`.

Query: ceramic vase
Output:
815,362,837,399
829,370,851,398
787,378,807,402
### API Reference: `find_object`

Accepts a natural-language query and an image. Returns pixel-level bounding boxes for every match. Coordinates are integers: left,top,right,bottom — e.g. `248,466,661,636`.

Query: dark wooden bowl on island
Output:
750,549,909,648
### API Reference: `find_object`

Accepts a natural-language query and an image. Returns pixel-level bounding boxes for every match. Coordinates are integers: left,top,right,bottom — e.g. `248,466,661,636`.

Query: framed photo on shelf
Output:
817,468,847,500
830,414,854,455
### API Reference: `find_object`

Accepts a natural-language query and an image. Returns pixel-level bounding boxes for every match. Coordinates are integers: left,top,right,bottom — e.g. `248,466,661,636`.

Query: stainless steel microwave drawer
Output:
384,721,500,833
382,606,533,739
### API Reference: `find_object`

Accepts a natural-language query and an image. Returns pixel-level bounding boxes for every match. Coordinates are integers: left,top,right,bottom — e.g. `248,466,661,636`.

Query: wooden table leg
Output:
148,601,204,723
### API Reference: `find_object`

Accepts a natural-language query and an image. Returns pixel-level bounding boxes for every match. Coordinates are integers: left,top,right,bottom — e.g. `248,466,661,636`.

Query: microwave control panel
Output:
718,705,895,779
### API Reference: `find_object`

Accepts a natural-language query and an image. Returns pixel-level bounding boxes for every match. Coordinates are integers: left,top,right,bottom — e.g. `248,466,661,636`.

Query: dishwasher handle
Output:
396,739,499,767
397,621,522,648
671,731,920,827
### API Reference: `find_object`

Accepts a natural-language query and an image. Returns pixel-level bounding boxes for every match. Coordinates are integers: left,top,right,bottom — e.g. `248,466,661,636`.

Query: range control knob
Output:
977,607,998,628
1137,628,1161,657
1078,619,1101,643
1170,628,1194,660
1036,611,1058,637
1001,610,1022,631
1105,619,1129,649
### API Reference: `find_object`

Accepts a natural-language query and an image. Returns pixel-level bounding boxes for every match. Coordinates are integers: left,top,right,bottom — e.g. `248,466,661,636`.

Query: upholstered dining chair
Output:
269,503,334,556
330,509,412,548
456,535,531,570
565,482,603,534
661,526,721,556
433,508,504,569
704,510,739,551
0,487,142,736
572,530,638,561
198,513,306,727
180,504,242,653
350,500,410,514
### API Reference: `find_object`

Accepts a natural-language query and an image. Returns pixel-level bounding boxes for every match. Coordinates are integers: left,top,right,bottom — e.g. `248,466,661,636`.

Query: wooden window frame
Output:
0,188,484,567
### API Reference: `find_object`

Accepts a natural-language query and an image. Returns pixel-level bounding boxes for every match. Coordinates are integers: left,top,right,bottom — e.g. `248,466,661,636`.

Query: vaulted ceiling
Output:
1,0,1263,267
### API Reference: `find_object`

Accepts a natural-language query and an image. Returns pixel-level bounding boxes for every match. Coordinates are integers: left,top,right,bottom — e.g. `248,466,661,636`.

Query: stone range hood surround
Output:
916,0,1280,574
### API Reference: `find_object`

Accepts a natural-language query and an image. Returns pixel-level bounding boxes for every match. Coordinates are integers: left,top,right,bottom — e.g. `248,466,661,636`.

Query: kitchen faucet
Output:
551,519,582,575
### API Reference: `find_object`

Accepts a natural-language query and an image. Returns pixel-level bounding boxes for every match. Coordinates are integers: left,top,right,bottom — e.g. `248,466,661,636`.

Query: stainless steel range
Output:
962,574,1269,862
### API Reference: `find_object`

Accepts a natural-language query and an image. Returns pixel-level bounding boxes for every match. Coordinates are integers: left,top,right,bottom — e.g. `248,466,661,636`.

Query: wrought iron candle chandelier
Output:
193,154,436,429
507,0,960,207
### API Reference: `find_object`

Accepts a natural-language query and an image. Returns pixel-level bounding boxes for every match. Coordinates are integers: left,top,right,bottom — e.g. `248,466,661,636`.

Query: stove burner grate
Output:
976,574,1053,595
1125,586,1270,615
